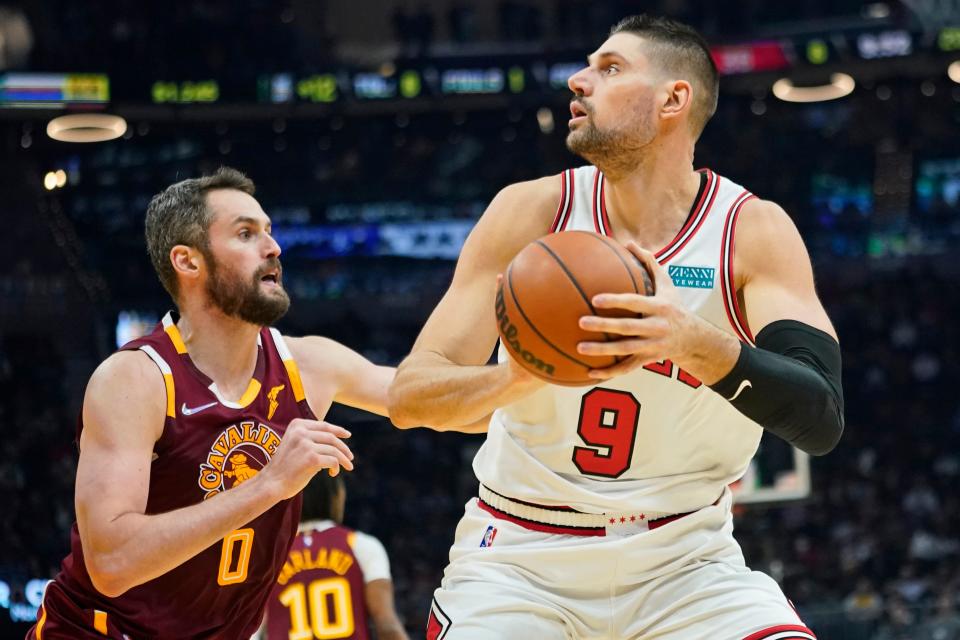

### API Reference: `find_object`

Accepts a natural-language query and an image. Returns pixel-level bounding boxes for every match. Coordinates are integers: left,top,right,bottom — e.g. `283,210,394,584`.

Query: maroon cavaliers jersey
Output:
265,523,369,640
29,312,316,639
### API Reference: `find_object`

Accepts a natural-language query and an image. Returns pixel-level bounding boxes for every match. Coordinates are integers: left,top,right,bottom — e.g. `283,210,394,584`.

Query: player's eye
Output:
239,229,252,240
604,64,620,75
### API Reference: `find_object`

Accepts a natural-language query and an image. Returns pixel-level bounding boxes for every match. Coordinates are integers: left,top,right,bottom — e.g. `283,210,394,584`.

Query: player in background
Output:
261,473,409,640
389,15,843,640
27,168,388,639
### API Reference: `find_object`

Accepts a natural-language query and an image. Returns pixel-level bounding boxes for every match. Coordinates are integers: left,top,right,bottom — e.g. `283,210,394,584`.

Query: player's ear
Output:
660,79,692,122
170,245,203,281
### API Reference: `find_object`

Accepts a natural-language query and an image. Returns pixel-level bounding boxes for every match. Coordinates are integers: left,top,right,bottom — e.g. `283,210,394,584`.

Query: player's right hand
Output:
261,418,354,501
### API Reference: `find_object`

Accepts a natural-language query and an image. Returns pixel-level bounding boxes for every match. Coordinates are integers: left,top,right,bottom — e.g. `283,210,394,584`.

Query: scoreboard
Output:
2,25,957,109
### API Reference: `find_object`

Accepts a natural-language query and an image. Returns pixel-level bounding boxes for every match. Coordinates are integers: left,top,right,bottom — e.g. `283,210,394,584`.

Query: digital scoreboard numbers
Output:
440,68,505,94
353,72,397,99
296,74,339,103
151,80,219,104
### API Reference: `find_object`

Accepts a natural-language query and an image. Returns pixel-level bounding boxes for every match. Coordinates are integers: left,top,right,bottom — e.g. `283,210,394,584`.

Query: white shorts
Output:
427,489,815,640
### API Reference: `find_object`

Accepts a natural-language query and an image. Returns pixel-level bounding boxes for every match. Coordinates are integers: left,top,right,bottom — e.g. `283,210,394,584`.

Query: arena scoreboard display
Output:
0,72,109,107
3,25,956,109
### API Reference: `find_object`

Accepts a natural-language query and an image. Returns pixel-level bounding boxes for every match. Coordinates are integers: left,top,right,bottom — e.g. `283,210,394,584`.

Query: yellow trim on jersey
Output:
237,379,262,407
35,603,47,639
346,531,357,549
93,610,108,634
139,345,175,418
164,324,187,354
163,373,176,417
282,359,306,402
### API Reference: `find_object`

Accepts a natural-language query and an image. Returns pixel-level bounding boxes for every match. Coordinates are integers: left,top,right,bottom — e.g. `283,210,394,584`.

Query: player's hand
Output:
576,241,704,380
260,418,354,501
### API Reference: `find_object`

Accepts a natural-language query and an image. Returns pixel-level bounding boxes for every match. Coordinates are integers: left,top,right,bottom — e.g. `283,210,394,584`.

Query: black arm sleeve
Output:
708,320,844,456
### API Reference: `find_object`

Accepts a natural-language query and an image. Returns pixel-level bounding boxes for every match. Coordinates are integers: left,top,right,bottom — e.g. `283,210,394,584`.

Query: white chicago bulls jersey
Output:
474,166,763,515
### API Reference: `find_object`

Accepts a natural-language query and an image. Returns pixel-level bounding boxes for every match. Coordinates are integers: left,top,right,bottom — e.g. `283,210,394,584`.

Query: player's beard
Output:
203,250,290,326
566,100,657,178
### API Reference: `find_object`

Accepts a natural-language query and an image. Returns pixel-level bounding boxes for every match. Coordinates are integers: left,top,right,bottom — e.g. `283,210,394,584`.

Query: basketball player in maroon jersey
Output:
26,168,393,639
390,15,843,640
262,474,409,640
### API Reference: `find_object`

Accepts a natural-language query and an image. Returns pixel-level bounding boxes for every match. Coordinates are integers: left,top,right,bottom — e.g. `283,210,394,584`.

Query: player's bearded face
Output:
203,247,290,326
566,93,657,169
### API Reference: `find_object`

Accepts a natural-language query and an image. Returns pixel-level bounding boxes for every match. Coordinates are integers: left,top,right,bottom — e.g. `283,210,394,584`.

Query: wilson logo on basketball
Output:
495,286,557,377
197,421,282,499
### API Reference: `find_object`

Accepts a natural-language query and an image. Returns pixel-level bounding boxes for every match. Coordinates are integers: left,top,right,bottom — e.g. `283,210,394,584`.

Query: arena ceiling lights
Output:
46,113,127,142
948,60,960,83
771,73,856,103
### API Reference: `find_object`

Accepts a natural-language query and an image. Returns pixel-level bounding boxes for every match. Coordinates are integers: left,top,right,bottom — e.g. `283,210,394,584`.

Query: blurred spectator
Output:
922,592,960,640
843,578,883,624
875,597,920,640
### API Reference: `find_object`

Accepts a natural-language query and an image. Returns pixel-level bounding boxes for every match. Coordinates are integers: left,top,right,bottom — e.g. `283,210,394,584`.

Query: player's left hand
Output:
576,241,703,380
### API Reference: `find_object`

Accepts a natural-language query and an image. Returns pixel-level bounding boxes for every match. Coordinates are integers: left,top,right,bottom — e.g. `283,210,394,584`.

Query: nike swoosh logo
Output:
727,380,752,402
181,401,218,416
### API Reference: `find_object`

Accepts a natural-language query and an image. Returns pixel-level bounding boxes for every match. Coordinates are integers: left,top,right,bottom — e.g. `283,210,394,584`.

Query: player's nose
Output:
264,231,281,258
567,67,592,96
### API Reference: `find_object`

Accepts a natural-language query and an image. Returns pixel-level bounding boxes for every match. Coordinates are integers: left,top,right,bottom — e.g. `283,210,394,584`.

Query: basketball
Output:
496,231,654,386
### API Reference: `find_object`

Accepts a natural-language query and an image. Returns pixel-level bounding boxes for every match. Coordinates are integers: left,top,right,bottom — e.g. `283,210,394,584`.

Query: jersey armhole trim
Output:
720,191,757,345
549,169,575,233
139,344,176,418
268,329,308,405
742,624,817,640
35,580,52,639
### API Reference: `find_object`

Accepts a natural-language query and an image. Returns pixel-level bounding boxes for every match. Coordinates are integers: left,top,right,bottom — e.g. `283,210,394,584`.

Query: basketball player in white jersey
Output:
389,14,843,640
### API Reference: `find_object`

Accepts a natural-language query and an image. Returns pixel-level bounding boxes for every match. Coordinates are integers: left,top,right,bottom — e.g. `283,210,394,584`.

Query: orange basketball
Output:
495,231,654,386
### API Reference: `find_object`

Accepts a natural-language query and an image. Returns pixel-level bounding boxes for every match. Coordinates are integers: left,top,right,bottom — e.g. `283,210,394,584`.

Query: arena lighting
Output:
948,60,960,83
772,73,855,103
46,113,126,142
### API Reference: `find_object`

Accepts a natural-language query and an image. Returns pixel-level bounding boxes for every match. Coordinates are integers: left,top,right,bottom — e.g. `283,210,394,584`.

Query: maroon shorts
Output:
25,581,125,640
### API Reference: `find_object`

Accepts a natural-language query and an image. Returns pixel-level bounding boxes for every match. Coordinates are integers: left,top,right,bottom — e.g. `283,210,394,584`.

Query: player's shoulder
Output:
282,335,361,375
82,349,167,441
493,173,564,212
89,349,165,395
349,528,385,550
735,197,804,251
465,172,568,259
346,528,391,576
734,197,810,281
283,335,339,359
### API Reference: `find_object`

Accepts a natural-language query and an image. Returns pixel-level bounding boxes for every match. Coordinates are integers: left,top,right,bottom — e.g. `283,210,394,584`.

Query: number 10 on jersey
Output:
573,388,640,478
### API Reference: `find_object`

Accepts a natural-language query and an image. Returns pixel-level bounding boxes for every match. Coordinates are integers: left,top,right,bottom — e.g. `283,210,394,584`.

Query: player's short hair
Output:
609,15,719,139
301,472,345,522
144,166,255,301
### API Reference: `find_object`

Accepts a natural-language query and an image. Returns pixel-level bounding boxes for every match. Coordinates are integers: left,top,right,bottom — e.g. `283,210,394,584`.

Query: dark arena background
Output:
3,1,960,638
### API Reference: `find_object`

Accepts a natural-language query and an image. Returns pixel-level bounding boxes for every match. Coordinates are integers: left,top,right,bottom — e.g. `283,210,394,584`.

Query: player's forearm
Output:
83,472,284,597
670,316,742,385
389,352,537,430
709,320,844,455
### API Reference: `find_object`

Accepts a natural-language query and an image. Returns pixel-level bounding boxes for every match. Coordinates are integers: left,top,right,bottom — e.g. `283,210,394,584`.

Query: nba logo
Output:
480,525,498,548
